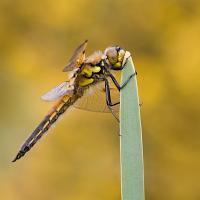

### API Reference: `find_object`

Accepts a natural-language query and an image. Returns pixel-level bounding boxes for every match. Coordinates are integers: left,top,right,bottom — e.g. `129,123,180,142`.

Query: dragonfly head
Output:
104,46,130,70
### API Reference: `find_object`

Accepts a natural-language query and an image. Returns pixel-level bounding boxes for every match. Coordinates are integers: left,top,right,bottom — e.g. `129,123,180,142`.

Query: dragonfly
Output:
12,40,136,162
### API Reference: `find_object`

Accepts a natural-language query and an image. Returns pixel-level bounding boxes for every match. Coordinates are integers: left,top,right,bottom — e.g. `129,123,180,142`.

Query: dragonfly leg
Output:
104,78,119,122
108,72,137,91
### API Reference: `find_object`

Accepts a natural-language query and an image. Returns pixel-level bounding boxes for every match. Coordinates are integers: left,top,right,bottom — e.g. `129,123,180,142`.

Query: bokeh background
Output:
0,0,200,199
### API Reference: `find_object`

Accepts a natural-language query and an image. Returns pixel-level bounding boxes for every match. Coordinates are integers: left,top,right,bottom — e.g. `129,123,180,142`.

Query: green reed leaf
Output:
120,57,145,200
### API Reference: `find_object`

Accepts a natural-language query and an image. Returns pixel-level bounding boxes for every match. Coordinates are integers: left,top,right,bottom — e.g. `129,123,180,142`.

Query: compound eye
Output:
118,49,125,62
105,47,118,65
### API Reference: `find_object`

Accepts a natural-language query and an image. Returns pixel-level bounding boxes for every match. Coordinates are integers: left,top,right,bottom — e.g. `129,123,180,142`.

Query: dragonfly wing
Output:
63,40,88,72
41,81,74,101
74,80,119,116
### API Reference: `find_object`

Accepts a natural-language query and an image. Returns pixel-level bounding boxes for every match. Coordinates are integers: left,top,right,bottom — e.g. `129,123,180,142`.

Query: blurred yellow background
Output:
0,0,200,199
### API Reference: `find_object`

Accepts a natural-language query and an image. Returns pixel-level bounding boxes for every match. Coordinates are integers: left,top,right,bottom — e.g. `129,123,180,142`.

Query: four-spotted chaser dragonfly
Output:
12,40,135,162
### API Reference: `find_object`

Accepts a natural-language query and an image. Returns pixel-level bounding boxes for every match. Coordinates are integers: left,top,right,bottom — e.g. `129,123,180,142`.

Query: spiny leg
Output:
101,70,137,115
108,72,137,91
104,78,120,123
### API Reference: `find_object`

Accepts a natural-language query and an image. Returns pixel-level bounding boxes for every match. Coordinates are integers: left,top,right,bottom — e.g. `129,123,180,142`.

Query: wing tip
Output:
40,95,51,102
63,40,88,72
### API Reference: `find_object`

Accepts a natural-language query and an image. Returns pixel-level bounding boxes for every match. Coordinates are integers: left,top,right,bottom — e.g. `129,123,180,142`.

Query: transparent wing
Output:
63,40,88,72
74,79,120,117
41,81,74,101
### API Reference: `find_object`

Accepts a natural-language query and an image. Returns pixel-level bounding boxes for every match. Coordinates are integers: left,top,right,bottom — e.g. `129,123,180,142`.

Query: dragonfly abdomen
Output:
12,93,82,162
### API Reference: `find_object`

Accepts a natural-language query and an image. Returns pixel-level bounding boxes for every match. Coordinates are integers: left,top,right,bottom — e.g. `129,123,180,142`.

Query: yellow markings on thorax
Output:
92,66,101,73
78,77,94,87
80,67,92,77
78,65,101,87
80,65,101,77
